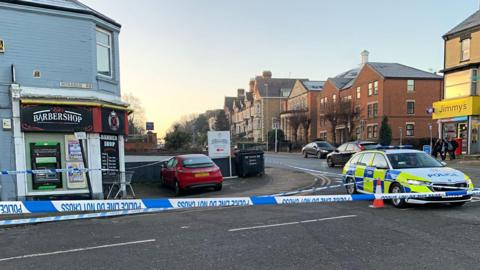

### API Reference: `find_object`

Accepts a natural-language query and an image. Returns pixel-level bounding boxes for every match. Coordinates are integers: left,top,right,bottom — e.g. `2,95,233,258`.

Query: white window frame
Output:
367,125,373,139
407,80,415,92
461,38,470,62
96,27,113,78
373,81,378,95
367,101,378,118
356,87,361,99
406,100,415,115
368,83,373,96
406,122,415,137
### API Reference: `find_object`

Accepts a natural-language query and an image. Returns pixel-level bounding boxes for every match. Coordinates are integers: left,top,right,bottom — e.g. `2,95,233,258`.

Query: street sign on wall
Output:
208,131,231,158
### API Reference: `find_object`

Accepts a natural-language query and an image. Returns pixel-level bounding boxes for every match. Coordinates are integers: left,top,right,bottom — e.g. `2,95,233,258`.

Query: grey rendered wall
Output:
0,4,122,199
0,4,121,95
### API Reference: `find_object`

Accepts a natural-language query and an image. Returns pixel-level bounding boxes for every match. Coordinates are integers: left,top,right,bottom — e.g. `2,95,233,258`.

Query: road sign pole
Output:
428,123,433,154
275,127,278,153
399,127,403,146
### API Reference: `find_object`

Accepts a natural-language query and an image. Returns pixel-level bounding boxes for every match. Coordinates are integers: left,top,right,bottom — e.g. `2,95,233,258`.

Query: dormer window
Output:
96,28,112,77
461,38,470,62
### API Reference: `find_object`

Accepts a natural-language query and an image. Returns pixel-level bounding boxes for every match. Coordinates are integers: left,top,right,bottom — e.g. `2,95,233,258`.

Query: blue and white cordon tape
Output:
0,168,112,175
1,190,478,216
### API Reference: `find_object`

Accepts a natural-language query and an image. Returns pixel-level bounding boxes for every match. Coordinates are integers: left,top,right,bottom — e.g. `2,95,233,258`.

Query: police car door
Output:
371,153,390,194
358,152,375,193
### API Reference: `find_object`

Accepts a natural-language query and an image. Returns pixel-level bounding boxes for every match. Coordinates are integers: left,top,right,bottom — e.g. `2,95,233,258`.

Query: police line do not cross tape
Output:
1,190,480,215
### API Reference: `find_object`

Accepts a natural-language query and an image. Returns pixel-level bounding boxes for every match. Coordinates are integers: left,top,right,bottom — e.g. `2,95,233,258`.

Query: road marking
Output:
228,215,357,232
471,196,480,203
289,166,344,177
0,239,156,263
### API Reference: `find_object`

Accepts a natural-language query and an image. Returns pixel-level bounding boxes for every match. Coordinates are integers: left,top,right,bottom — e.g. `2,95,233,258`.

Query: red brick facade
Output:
317,64,443,145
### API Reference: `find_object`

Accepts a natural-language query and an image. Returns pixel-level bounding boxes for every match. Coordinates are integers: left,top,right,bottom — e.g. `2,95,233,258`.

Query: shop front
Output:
18,101,128,199
432,96,480,154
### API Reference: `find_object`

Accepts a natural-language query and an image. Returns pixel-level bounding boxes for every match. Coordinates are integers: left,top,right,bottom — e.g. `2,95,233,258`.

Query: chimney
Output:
237,88,245,98
249,78,255,92
361,50,369,65
262,70,272,79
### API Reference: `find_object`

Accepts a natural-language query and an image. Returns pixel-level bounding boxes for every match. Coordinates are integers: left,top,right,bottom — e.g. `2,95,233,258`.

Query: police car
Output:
342,148,474,208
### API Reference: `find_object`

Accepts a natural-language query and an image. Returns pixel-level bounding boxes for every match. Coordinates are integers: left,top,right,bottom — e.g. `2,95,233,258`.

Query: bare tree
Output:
288,110,309,144
123,93,147,135
320,98,359,145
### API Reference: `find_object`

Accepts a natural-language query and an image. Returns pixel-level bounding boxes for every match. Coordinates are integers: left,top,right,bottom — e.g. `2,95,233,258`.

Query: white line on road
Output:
228,215,357,232
289,166,344,177
0,239,156,263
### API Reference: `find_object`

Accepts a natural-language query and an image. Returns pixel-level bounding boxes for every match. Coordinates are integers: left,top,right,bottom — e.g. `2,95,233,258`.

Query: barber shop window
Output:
96,28,112,77
406,123,415,136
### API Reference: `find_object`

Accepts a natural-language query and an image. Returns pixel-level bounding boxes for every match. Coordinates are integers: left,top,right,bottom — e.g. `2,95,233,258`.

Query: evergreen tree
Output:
379,116,392,146
214,110,229,131
268,129,285,145
164,124,192,150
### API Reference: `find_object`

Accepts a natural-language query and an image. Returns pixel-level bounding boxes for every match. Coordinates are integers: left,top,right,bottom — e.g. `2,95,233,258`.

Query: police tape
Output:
1,190,479,217
0,168,116,175
268,180,367,196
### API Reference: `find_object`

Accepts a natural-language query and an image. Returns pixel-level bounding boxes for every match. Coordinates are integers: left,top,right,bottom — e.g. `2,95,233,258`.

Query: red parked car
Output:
160,154,223,195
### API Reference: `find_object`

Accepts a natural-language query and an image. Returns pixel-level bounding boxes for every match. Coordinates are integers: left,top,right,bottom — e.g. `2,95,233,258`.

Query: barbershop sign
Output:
21,104,93,132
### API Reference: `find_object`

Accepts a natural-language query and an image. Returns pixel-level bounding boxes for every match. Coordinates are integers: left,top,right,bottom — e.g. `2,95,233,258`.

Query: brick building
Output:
318,51,443,145
280,79,324,144
224,71,300,142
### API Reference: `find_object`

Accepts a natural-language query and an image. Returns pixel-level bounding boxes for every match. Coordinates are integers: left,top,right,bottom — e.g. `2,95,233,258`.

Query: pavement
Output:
1,152,480,269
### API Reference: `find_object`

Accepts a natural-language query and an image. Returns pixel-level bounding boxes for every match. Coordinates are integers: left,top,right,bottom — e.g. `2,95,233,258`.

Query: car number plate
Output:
195,173,209,177
442,195,463,198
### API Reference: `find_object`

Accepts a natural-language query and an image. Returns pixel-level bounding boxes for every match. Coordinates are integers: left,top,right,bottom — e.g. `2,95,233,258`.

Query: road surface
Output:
1,153,479,269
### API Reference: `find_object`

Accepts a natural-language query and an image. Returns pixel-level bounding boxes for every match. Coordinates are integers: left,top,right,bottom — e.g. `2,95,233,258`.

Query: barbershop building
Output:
0,0,128,200
433,9,480,154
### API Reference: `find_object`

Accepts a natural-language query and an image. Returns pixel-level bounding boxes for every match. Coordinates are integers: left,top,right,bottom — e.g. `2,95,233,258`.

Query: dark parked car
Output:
326,141,380,167
302,141,336,159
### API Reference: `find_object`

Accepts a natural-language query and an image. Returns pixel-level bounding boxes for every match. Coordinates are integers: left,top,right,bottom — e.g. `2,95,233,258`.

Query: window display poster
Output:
65,135,83,161
100,134,119,182
65,135,87,189
66,162,88,189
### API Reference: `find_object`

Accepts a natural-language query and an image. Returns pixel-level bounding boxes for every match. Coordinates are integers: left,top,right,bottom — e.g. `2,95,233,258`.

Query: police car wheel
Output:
303,151,308,158
345,177,357,194
316,152,322,159
390,183,407,208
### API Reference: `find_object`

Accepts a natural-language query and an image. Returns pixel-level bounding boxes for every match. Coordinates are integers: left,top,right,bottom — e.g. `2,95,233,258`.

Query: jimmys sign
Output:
21,105,93,132
433,96,480,120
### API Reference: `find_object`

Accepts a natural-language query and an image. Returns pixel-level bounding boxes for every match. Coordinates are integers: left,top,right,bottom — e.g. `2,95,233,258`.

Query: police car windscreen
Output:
387,152,443,169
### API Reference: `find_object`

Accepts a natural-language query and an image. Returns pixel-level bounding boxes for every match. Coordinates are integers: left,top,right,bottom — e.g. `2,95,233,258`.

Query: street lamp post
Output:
264,83,269,151
428,123,433,154
399,127,403,146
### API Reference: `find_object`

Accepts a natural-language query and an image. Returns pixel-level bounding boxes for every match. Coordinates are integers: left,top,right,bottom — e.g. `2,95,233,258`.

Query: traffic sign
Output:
422,145,431,155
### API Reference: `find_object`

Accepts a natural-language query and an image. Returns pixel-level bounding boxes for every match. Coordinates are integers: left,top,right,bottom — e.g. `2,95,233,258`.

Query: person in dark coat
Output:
439,138,448,161
432,138,442,158
448,137,458,160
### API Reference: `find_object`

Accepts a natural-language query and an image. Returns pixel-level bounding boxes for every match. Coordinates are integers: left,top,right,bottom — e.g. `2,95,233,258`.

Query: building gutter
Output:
0,0,121,28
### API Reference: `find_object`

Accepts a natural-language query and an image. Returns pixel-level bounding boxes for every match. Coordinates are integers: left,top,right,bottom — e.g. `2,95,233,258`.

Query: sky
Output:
82,0,479,138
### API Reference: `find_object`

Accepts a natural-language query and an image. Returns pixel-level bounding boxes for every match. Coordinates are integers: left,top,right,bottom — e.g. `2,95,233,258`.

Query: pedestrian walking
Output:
432,138,442,158
448,137,458,160
439,138,448,161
